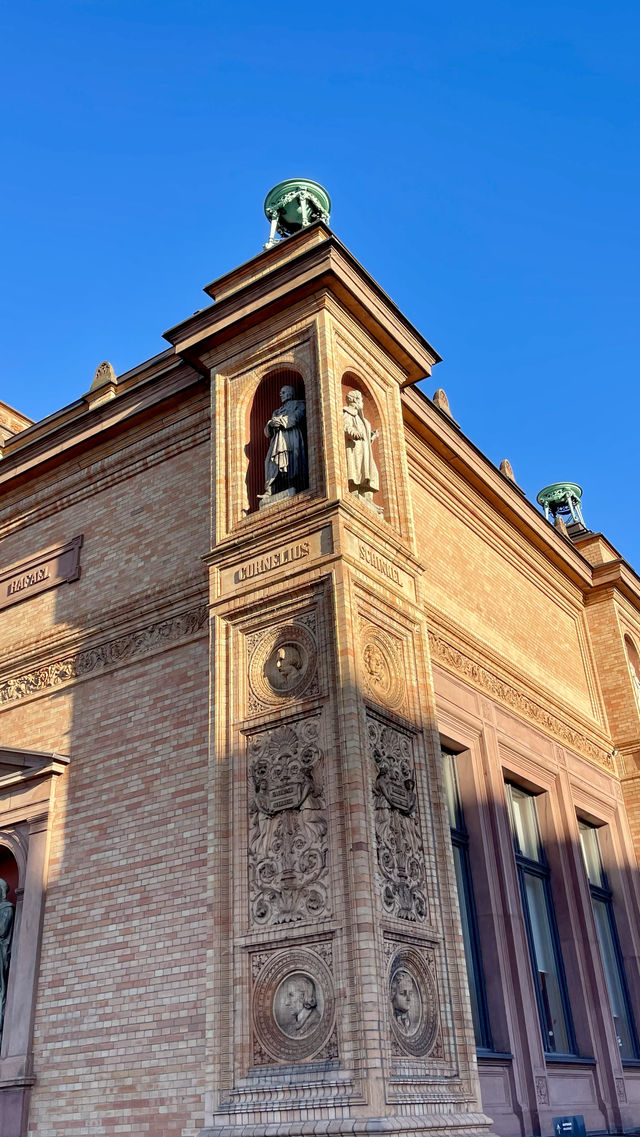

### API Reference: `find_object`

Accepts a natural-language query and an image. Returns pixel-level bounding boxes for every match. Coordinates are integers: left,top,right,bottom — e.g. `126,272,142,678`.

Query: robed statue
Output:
343,389,380,504
0,878,14,1038
259,385,307,505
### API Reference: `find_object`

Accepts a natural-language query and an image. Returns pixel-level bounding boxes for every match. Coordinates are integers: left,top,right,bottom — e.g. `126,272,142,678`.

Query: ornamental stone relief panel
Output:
384,941,442,1059
251,943,337,1065
368,715,427,922
359,621,406,711
246,613,319,715
248,715,329,926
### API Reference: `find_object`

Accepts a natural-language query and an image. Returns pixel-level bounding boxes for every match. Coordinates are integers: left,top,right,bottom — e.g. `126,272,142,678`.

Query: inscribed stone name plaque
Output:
0,536,83,611
387,945,440,1058
252,946,336,1064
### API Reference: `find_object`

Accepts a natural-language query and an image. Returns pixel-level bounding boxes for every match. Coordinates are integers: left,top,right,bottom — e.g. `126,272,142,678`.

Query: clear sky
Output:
3,0,639,566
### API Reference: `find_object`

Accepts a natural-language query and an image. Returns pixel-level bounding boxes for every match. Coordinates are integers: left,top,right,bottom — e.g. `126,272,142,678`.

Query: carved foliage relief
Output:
248,715,329,926
368,715,427,922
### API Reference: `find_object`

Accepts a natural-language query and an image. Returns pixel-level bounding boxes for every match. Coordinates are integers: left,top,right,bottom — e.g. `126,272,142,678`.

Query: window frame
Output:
442,747,493,1052
506,781,578,1057
578,819,640,1062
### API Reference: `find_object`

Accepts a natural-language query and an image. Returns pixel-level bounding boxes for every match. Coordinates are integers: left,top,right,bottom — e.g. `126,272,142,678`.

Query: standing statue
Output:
0,879,14,1038
343,389,380,505
259,385,307,505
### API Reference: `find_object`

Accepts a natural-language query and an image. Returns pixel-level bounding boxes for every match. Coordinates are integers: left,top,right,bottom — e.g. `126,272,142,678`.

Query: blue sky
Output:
3,1,639,566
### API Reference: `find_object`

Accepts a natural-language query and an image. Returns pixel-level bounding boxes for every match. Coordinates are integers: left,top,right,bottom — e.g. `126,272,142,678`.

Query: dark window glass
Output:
578,821,639,1060
443,748,492,1050
506,783,576,1055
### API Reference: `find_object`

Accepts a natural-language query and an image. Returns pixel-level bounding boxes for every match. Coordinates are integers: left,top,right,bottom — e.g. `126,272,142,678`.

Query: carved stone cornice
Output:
428,630,614,772
0,603,208,707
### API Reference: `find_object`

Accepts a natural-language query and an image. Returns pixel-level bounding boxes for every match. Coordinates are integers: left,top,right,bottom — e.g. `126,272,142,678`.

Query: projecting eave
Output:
401,384,599,594
164,223,441,385
587,558,640,609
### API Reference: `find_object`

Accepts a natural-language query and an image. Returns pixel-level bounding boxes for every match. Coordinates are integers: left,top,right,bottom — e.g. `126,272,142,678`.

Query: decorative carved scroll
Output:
368,715,427,921
248,716,329,926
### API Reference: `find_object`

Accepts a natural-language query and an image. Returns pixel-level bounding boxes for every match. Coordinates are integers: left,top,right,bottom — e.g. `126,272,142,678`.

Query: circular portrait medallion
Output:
388,947,439,1057
273,970,324,1039
360,624,405,709
253,948,335,1062
248,623,317,706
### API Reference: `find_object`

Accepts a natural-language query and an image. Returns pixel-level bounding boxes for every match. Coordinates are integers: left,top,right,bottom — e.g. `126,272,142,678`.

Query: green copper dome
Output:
537,482,585,526
263,179,331,248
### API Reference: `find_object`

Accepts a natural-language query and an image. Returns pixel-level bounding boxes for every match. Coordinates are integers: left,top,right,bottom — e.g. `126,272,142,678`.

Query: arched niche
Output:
0,847,18,906
245,368,307,514
341,371,385,513
624,635,640,705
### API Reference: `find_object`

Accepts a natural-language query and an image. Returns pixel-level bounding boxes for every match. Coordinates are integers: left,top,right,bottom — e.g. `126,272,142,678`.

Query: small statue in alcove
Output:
343,389,381,508
0,878,14,1038
259,386,307,507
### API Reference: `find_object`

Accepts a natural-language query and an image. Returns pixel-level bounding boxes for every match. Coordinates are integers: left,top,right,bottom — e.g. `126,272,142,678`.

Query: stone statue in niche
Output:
628,653,640,707
343,389,381,511
0,878,14,1037
259,385,307,507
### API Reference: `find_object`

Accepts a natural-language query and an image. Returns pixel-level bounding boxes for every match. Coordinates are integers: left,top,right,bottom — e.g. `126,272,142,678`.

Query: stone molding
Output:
0,603,208,706
428,630,613,771
0,406,209,543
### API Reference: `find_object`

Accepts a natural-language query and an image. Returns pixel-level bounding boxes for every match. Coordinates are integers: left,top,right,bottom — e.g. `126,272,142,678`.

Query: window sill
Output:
477,1049,513,1061
545,1054,596,1066
621,1058,640,1068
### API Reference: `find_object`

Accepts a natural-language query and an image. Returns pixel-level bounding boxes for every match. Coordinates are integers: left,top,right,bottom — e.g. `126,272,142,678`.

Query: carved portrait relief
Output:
274,971,323,1038
368,715,427,922
252,945,337,1064
387,945,440,1058
247,617,318,713
359,622,405,710
248,715,330,926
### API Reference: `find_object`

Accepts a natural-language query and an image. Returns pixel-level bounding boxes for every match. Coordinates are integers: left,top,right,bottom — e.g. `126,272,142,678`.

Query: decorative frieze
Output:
0,604,208,705
429,630,614,770
368,715,427,922
248,715,329,926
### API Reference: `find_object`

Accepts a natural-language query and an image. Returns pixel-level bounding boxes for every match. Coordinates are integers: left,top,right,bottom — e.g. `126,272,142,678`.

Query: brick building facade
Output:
0,215,639,1137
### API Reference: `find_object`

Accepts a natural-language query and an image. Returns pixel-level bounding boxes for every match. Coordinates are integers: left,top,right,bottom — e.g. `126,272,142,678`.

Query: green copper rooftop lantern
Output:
263,179,331,250
536,482,585,527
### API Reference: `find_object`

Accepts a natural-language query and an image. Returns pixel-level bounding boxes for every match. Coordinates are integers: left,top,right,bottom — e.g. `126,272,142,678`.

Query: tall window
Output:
578,821,639,1060
505,783,576,1055
442,748,492,1050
